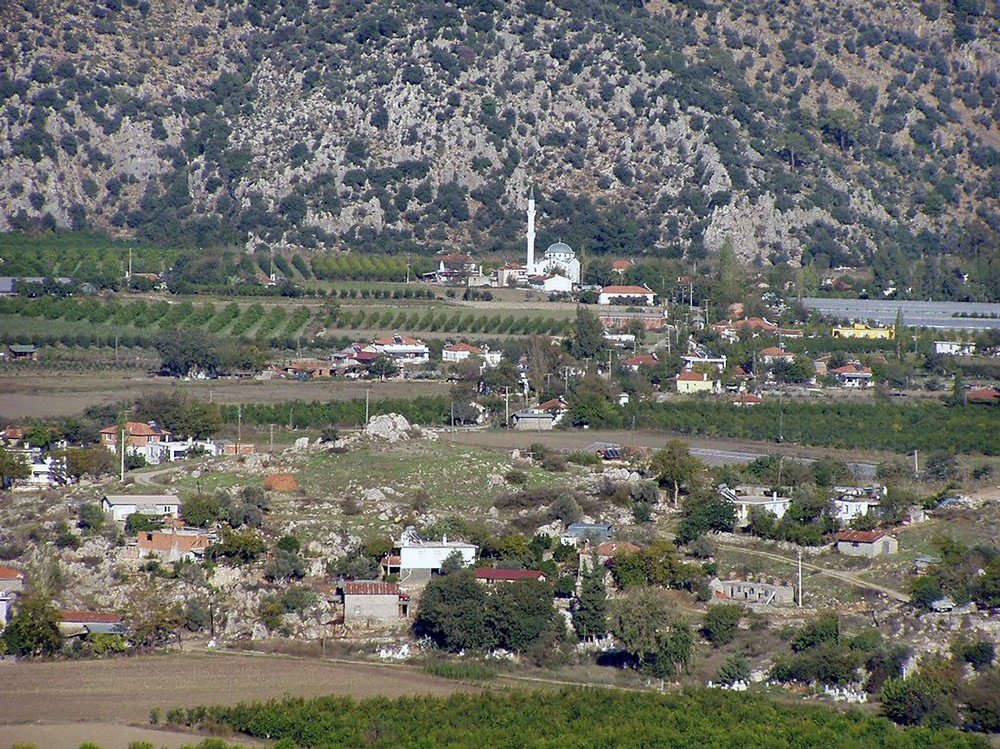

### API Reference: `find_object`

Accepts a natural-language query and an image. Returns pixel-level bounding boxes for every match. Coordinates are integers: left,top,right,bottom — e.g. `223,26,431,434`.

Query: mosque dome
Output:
545,241,574,256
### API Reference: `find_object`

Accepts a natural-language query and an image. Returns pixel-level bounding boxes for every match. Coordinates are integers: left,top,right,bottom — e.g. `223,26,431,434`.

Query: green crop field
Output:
0,292,574,348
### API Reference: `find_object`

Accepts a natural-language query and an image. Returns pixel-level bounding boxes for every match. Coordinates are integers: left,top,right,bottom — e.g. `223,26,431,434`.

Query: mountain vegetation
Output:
1,0,997,297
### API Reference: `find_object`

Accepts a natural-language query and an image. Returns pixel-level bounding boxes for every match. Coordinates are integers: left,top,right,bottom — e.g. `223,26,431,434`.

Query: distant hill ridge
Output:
0,0,996,291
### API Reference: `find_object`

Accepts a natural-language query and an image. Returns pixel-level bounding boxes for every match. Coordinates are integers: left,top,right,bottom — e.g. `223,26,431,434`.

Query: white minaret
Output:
526,186,536,273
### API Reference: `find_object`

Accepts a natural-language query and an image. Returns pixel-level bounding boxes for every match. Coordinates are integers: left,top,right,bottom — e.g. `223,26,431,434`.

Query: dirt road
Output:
440,428,878,476
0,650,469,725
716,543,910,602
0,723,261,749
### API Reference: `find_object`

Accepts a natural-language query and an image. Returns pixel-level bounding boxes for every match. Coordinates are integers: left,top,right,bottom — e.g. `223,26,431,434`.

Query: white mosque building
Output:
526,187,581,285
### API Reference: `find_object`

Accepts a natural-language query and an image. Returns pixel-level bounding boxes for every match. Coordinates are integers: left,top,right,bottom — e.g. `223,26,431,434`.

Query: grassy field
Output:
167,440,587,541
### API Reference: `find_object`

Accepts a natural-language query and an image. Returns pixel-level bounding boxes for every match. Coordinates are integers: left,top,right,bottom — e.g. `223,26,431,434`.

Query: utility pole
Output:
119,426,125,482
913,449,919,476
365,388,370,424
237,404,242,453
778,393,784,443
503,386,511,425
797,548,803,608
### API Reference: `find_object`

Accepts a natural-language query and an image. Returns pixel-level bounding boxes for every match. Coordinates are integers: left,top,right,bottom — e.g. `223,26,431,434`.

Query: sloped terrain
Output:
0,0,997,290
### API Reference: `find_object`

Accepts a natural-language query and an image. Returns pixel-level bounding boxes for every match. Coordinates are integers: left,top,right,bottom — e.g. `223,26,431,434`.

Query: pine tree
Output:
572,558,608,639
570,306,604,360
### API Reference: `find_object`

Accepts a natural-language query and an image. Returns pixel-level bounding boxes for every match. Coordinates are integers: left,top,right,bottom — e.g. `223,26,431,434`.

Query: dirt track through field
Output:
0,650,470,725
0,373,447,419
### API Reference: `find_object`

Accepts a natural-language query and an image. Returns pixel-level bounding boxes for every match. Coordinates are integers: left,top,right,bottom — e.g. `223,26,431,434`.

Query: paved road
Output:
440,429,877,478
717,543,910,602
802,297,1000,331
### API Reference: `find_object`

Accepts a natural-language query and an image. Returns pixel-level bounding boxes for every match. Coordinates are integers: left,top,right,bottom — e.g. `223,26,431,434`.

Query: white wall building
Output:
442,343,483,363
933,341,976,356
101,494,181,522
721,486,791,527
598,285,656,306
371,335,430,365
525,188,580,284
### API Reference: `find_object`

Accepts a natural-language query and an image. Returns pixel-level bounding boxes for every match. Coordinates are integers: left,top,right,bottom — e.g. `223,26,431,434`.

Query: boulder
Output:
363,414,413,442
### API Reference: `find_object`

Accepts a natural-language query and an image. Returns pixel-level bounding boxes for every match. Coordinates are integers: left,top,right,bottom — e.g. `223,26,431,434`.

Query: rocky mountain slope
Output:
0,0,997,270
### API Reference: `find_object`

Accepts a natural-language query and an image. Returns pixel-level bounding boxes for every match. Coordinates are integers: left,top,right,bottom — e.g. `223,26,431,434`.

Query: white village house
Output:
380,529,477,585
598,284,656,306
371,334,430,366
101,494,181,522
833,530,898,558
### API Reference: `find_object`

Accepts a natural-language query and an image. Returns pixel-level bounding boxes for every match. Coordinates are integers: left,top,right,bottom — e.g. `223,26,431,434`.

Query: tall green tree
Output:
715,235,741,305
609,587,693,676
488,580,557,653
573,557,608,639
570,306,604,360
0,447,30,489
368,355,399,380
414,570,492,651
650,440,703,507
2,593,63,657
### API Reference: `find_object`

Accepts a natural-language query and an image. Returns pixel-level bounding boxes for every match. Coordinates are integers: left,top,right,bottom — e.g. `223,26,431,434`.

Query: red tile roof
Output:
594,541,640,556
731,393,763,404
611,259,635,271
677,371,709,381
445,343,483,354
60,610,123,624
138,531,210,554
833,531,886,544
625,354,658,367
760,347,793,357
713,317,778,332
0,565,24,581
474,569,544,581
100,421,171,437
967,387,1000,401
601,285,654,295
832,363,872,376
538,397,568,412
343,581,400,596
373,335,424,346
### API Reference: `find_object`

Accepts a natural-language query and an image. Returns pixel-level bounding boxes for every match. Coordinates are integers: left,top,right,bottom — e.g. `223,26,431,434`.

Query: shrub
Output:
702,604,743,646
541,455,567,473
504,469,528,485
422,662,496,682
717,653,751,684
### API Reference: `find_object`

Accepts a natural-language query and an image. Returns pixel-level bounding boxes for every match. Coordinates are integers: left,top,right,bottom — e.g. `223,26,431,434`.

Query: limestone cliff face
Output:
0,0,996,264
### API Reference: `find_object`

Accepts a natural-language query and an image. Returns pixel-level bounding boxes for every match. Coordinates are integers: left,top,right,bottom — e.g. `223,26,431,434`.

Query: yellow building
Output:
675,370,720,394
832,323,895,340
